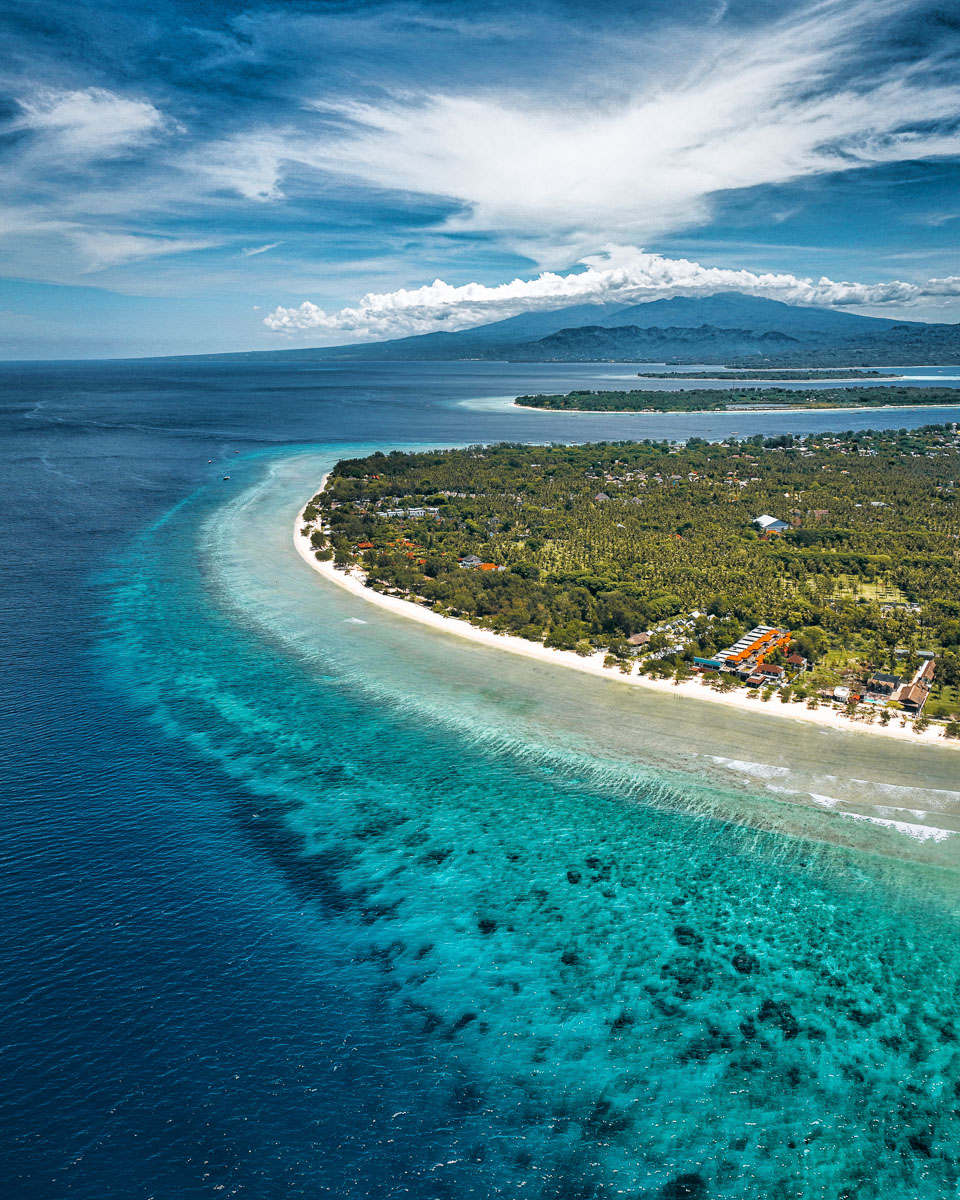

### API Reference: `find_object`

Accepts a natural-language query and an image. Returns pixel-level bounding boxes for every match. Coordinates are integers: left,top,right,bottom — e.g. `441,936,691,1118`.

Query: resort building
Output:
866,672,901,697
899,659,936,713
753,514,791,534
716,625,792,668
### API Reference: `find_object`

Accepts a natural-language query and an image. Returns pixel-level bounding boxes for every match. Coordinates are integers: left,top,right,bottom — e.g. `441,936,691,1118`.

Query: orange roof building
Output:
718,624,791,667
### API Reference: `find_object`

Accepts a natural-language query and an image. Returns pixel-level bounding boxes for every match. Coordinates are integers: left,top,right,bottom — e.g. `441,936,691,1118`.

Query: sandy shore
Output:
294,487,956,747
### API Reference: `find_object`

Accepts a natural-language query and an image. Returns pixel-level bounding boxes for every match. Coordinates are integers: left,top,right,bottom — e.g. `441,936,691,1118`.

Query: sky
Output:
1,0,960,358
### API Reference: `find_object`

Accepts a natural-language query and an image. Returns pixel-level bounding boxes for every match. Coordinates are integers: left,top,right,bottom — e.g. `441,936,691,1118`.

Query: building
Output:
899,659,935,712
785,653,808,672
459,555,483,568
899,684,928,712
628,632,651,647
866,672,901,696
753,514,790,534
716,625,792,668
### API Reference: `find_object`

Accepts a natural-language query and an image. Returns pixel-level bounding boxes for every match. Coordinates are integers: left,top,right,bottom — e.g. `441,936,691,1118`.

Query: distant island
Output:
299,426,960,735
634,369,899,381
515,385,960,413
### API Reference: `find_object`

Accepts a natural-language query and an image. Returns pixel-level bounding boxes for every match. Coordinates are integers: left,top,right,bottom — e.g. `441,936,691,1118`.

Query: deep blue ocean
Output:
2,358,960,1200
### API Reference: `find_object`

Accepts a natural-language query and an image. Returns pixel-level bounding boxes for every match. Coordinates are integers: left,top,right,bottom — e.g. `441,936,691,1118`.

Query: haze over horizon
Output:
2,0,960,358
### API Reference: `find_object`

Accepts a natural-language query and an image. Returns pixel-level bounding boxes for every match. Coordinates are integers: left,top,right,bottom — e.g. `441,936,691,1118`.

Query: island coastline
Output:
294,487,957,748
510,400,960,416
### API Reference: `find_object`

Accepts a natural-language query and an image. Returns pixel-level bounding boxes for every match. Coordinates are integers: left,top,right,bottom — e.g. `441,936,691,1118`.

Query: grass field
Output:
834,575,910,606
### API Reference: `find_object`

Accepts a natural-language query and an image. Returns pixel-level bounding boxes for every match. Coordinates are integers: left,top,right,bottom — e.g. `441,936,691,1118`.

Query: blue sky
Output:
1,0,959,358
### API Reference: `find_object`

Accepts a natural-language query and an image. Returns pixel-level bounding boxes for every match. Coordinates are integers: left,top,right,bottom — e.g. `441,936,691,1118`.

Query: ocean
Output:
2,358,959,1199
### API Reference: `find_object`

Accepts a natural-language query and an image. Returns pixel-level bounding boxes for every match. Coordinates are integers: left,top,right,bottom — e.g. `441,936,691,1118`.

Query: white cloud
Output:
14,87,168,156
188,132,289,200
263,246,960,339
281,0,960,261
72,231,216,272
240,242,282,257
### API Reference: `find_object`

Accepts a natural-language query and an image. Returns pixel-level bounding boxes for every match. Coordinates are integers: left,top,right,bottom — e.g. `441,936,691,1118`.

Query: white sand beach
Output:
294,488,956,748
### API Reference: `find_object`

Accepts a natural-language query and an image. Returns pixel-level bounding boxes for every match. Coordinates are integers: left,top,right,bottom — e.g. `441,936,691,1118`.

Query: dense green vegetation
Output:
634,370,897,381
515,385,960,412
305,426,960,717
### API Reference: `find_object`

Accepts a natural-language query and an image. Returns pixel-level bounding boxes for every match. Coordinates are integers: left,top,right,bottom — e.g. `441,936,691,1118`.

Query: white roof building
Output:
753,514,790,533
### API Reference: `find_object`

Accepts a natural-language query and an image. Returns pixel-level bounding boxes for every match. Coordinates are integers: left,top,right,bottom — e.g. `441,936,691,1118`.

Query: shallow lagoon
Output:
105,445,960,1198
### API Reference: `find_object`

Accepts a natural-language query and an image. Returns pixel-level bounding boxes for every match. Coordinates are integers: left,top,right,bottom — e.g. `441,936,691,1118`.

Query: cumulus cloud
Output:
263,247,960,339
14,87,168,156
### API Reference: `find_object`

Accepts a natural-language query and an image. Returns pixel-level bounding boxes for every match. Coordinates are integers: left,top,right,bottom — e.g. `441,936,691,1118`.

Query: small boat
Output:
223,475,231,480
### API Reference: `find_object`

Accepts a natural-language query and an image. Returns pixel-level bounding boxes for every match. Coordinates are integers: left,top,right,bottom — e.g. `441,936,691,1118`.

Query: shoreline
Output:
293,487,956,748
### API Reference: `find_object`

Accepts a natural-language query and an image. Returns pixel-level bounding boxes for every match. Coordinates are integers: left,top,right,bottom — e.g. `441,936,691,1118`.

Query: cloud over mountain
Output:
264,248,960,340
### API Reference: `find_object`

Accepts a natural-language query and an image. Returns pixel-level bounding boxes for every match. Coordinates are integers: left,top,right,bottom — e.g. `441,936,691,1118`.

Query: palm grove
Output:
305,425,960,717
515,385,960,413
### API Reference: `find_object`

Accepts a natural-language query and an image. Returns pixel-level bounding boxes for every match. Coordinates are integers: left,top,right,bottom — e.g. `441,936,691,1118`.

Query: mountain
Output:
499,316,960,366
596,292,902,335
432,302,628,343
494,323,801,362
189,292,960,365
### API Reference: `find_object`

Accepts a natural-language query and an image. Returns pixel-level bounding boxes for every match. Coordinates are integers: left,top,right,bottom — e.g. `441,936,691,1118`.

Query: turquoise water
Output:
102,446,960,1199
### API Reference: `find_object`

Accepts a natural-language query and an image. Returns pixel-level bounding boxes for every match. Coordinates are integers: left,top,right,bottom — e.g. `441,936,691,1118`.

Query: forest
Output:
633,370,896,381
305,425,960,718
515,385,960,412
